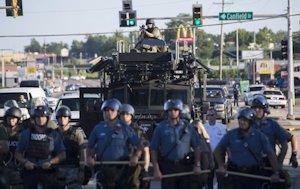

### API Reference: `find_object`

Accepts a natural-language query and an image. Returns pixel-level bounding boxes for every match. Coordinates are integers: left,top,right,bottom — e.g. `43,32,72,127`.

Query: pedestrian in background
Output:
204,108,227,189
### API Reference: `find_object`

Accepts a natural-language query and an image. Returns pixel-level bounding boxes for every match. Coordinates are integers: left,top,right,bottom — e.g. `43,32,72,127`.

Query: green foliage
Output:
24,38,42,53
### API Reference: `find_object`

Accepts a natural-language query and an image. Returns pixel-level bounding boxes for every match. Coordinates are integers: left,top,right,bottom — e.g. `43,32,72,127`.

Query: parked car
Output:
0,87,46,120
65,84,81,91
244,84,266,105
51,92,101,125
255,88,287,108
195,85,233,124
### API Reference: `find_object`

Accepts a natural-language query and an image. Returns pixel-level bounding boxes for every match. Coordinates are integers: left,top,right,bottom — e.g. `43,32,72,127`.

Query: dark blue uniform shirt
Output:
88,119,141,161
218,128,273,167
253,117,289,150
150,119,201,161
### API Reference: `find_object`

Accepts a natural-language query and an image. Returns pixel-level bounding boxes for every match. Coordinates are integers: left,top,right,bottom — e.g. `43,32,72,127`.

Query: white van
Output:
0,87,46,120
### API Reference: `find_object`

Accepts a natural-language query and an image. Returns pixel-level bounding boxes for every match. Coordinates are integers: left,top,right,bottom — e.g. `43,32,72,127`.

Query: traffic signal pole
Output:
287,0,295,119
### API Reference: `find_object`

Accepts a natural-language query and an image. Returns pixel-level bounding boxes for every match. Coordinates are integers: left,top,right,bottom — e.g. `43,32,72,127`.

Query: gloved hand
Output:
289,152,298,168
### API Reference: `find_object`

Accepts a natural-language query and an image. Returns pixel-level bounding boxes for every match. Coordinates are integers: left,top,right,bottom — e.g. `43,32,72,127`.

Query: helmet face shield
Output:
251,95,269,111
101,99,121,111
238,107,256,121
120,104,135,117
163,99,183,111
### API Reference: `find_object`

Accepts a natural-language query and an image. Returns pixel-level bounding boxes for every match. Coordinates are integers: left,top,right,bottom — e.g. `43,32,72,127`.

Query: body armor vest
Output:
26,127,53,160
61,127,80,166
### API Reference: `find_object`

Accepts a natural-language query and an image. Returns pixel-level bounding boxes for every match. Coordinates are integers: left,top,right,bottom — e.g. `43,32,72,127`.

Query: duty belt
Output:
227,162,260,173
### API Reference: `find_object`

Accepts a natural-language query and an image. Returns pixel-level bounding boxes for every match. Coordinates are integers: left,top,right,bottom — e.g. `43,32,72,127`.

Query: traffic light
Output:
119,0,136,27
6,0,23,17
281,39,288,59
192,4,202,26
119,11,136,27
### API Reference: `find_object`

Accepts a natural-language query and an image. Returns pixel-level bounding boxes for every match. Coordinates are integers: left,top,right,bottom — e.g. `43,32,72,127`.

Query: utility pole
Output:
214,0,233,80
1,51,4,88
287,0,295,119
236,28,239,68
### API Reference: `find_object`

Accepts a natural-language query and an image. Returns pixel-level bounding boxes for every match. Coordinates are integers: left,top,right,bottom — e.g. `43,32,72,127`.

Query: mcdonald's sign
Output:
177,24,193,43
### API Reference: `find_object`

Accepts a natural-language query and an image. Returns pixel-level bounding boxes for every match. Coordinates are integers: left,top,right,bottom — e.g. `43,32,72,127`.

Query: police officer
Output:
1,107,24,189
15,105,66,189
22,97,58,130
0,121,9,189
87,99,143,189
251,95,288,167
119,104,150,189
150,99,202,189
181,104,211,189
214,107,280,189
140,18,162,40
56,105,88,189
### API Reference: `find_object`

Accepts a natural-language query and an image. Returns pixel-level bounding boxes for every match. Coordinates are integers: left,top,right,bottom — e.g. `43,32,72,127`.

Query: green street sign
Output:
219,12,253,21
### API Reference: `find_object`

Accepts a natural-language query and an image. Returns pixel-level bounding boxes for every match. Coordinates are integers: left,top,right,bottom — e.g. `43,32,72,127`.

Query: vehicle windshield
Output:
59,98,80,111
249,86,264,92
264,91,282,95
206,89,224,99
0,93,29,108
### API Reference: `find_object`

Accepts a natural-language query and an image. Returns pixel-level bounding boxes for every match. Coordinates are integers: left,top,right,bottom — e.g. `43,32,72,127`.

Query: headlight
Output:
214,104,225,111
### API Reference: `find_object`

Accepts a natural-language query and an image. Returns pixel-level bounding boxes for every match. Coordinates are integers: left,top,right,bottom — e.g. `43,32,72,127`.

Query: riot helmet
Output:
101,98,121,111
4,107,22,120
251,95,269,111
33,105,51,118
146,18,155,25
163,99,183,111
181,104,192,120
120,104,135,117
28,97,48,116
238,107,256,122
56,105,72,119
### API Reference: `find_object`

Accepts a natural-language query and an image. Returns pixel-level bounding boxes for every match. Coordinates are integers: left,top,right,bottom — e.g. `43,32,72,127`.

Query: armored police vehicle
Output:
79,39,209,137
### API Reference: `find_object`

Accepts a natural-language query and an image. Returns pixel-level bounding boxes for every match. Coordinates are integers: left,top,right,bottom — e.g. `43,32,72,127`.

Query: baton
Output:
221,170,285,182
80,161,145,165
143,169,211,181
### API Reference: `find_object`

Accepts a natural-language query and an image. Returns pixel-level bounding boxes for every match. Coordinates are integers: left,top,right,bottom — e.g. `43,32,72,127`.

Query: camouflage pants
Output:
56,167,82,189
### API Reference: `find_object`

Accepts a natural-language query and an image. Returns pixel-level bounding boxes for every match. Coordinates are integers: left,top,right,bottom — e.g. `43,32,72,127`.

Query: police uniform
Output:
1,122,24,189
150,119,201,189
253,118,289,151
16,125,65,189
127,122,150,189
0,125,10,189
57,126,87,189
88,119,142,189
216,127,273,189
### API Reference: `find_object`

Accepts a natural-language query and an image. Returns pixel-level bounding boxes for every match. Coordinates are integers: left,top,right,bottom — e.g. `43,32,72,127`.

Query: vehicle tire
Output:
281,105,285,108
222,116,228,125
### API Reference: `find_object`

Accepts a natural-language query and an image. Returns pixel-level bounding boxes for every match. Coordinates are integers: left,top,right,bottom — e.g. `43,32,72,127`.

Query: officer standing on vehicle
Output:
140,18,162,40
87,99,143,189
1,107,24,189
150,99,202,189
15,105,66,189
120,104,150,189
214,108,280,189
0,119,9,189
56,106,88,189
251,95,288,167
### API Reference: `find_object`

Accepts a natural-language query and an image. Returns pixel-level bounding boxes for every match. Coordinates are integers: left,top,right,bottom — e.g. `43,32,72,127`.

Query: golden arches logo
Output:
177,24,193,38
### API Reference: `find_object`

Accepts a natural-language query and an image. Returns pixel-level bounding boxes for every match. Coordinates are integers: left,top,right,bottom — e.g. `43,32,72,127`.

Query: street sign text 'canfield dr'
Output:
219,12,253,21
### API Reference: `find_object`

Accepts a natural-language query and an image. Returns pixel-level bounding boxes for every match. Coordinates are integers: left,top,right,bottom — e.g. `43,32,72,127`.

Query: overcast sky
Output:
0,0,299,52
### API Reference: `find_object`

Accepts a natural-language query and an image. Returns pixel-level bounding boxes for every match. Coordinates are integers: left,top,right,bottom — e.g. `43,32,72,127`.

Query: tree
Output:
24,38,42,53
225,29,253,49
256,27,275,49
70,40,84,58
46,42,68,55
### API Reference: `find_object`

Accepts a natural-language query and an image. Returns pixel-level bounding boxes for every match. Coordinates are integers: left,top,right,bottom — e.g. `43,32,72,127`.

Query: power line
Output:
0,13,299,38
